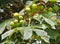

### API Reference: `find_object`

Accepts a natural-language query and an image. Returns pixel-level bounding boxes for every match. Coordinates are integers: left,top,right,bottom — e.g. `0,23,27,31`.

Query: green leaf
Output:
48,12,53,18
43,17,56,29
17,27,24,35
0,18,14,34
33,14,40,22
43,12,57,22
33,29,50,43
48,12,57,22
42,24,47,29
45,29,58,40
41,39,49,44
1,30,14,40
0,41,15,44
24,27,32,40
9,41,15,44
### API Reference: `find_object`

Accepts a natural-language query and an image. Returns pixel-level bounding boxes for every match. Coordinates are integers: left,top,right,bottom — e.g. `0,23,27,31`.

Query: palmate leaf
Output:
17,27,50,43
33,29,50,43
0,18,14,34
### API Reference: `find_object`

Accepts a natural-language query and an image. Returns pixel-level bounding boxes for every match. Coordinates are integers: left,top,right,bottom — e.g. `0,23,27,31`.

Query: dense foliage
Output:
0,0,60,44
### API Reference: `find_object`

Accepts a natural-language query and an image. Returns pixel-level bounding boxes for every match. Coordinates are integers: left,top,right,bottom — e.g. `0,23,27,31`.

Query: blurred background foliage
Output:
0,0,26,22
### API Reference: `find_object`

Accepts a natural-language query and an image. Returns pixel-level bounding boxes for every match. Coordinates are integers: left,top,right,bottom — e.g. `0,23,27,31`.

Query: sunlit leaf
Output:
0,18,13,34
9,41,15,44
42,24,47,29
33,29,50,43
24,27,32,40
0,41,15,44
1,30,14,40
19,9,25,15
43,17,56,29
33,13,40,22
41,35,50,43
17,27,24,35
